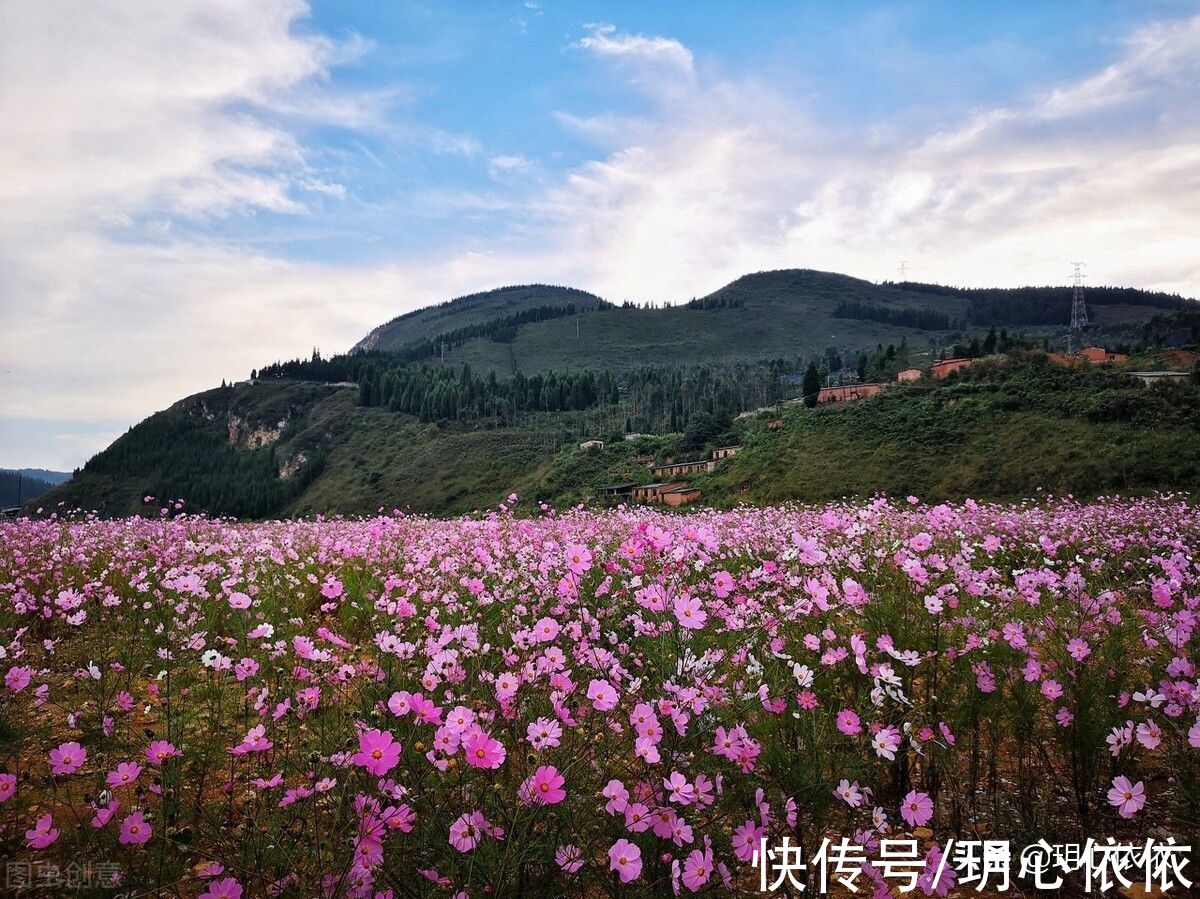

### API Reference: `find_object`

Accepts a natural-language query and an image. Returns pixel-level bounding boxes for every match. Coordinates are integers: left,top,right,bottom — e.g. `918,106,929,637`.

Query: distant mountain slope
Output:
350,269,1191,376
354,284,609,353
35,269,1200,519
1,470,66,507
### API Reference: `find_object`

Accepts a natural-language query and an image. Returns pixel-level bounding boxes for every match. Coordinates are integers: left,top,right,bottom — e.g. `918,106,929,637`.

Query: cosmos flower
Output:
608,839,643,883
1107,776,1146,818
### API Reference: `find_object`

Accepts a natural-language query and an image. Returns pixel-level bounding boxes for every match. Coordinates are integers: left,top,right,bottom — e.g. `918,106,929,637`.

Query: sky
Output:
2,1,1199,471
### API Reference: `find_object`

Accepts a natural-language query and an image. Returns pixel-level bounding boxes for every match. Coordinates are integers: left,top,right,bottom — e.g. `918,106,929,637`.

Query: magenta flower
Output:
520,765,566,805
565,544,593,574
1107,776,1146,818
49,740,86,775
836,708,862,736
199,878,244,899
146,740,181,765
900,790,934,827
26,813,60,848
463,731,506,769
352,729,402,776
609,838,643,883
587,678,618,711
0,773,16,804
673,595,708,630
119,810,152,845
556,844,584,873
107,761,143,789
227,591,252,609
5,665,32,693
449,812,483,852
681,847,714,892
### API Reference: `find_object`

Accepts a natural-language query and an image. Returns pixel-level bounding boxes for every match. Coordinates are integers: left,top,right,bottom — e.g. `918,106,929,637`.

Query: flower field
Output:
1,495,1198,896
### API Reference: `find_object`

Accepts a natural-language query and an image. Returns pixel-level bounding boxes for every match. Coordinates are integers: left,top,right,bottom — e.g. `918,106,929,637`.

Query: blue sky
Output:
2,1,1199,471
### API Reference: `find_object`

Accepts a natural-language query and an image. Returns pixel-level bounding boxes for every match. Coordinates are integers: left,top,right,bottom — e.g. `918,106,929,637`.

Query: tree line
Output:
832,300,953,331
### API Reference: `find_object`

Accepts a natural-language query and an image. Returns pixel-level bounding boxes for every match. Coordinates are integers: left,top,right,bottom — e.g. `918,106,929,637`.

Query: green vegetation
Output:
33,270,1200,520
699,355,1200,504
0,471,57,507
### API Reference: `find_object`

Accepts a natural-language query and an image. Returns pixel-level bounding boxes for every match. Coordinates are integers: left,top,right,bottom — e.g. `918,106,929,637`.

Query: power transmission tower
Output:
899,260,908,281
1068,262,1088,354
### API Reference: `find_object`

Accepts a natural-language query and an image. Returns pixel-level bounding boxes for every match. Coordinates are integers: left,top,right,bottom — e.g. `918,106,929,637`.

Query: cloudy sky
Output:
2,1,1199,470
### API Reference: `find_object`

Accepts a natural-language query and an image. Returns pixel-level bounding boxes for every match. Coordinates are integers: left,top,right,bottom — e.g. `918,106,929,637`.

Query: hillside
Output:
347,269,1190,376
36,352,1200,519
33,270,1200,519
1,470,67,508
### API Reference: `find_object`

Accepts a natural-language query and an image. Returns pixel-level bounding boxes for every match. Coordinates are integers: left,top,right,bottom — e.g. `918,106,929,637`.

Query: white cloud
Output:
2,8,1199,469
576,23,695,79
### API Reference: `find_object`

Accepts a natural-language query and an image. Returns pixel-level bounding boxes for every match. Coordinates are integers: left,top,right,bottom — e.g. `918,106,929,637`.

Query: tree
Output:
802,362,821,408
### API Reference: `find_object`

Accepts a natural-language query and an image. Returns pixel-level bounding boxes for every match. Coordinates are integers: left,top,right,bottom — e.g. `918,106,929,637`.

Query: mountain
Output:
34,269,1199,519
1,469,70,507
345,270,1189,376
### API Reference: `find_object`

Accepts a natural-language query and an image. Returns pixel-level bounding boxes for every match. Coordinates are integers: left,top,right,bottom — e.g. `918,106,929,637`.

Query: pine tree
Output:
802,362,821,408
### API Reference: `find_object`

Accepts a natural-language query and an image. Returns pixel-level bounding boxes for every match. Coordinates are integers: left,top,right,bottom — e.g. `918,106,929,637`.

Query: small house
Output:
817,383,885,404
711,445,741,461
579,440,605,451
1078,347,1127,364
931,358,975,379
660,486,702,507
597,482,637,498
651,460,711,479
632,481,687,503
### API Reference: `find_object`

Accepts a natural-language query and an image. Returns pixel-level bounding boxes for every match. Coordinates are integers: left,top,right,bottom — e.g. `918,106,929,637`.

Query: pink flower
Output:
353,729,402,776
1041,679,1064,701
587,678,618,711
682,847,714,892
49,740,87,776
556,844,584,873
146,740,181,764
732,820,767,862
1107,776,1146,818
900,790,934,827
26,813,59,848
119,811,152,845
673,595,708,630
92,800,119,828
464,731,506,769
227,591,252,610
836,708,862,736
1066,638,1091,661
872,726,901,760
5,665,32,693
0,773,16,803
1189,718,1200,749
449,812,483,852
565,544,593,575
106,761,143,789
609,838,643,883
520,765,566,805
199,878,244,899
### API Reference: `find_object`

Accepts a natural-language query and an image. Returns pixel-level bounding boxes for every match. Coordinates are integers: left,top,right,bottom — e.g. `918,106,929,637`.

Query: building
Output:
931,358,975,379
579,440,605,451
632,481,687,503
660,486,702,507
650,459,710,479
711,445,741,461
1078,347,1128,364
817,383,885,404
597,482,637,498
897,367,922,382
1128,371,1192,387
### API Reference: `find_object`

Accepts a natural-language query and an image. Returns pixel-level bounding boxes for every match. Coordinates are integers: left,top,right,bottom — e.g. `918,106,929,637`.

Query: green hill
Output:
34,269,1200,519
346,269,1188,376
